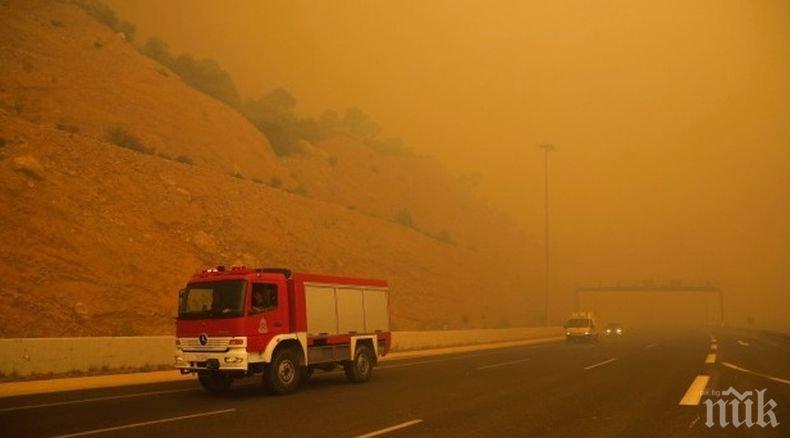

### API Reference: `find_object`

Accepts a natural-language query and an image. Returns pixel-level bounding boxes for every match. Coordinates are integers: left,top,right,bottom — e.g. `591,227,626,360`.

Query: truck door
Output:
247,279,289,352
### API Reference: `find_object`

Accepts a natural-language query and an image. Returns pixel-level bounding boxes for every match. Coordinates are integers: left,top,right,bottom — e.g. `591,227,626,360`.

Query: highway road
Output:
1,329,787,437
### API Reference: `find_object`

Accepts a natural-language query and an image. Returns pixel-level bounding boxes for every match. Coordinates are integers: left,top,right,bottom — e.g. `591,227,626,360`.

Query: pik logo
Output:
704,387,779,428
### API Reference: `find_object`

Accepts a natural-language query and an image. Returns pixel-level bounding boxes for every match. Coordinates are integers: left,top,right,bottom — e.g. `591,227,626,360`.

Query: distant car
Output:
604,322,623,336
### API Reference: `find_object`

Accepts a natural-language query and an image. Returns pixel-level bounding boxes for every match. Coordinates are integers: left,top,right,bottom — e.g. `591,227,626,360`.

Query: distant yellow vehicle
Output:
564,311,598,342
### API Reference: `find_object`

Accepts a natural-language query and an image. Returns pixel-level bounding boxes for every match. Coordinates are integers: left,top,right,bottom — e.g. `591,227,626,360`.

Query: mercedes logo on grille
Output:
198,333,208,346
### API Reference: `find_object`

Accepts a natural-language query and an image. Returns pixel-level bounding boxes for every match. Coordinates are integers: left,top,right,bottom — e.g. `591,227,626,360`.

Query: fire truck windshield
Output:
178,280,247,319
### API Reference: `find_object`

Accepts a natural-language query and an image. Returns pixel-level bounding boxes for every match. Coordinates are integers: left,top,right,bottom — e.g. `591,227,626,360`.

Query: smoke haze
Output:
107,0,790,329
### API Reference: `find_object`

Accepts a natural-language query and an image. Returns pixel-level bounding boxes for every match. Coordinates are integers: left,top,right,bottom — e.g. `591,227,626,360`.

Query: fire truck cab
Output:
175,266,391,395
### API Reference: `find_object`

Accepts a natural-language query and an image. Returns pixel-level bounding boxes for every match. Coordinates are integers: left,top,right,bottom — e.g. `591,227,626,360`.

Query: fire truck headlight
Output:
224,356,244,364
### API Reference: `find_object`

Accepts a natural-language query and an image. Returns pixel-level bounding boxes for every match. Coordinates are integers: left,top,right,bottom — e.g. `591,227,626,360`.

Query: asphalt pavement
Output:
1,329,787,437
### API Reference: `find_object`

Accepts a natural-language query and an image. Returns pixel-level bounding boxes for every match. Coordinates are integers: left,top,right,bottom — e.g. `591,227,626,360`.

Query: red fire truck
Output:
175,266,391,394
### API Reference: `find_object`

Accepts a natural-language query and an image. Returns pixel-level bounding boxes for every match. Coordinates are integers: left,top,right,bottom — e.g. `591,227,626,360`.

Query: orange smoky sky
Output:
107,0,790,329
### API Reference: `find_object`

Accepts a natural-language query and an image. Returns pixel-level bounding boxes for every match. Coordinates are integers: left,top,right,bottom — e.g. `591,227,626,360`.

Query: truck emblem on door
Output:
198,333,208,346
258,317,268,334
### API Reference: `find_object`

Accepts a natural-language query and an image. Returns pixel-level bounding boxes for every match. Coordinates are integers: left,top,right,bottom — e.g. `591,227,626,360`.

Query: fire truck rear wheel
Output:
265,347,302,395
344,344,374,383
197,371,233,393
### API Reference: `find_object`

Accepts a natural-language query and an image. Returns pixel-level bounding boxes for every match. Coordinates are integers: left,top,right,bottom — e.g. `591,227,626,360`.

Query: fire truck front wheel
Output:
265,347,302,395
197,371,233,393
344,344,374,383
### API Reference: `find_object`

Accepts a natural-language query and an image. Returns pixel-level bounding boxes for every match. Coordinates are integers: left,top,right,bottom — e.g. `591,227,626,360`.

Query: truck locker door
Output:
248,280,289,353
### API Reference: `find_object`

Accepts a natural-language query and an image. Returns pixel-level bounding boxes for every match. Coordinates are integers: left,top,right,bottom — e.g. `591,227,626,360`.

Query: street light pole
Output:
538,144,555,326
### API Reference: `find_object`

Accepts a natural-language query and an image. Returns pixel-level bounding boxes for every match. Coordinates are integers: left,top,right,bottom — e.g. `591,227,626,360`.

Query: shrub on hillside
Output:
140,37,172,65
268,177,283,188
55,123,79,134
242,90,404,157
365,136,412,156
431,229,455,245
392,209,416,229
172,54,241,107
140,37,241,108
134,23,413,160
242,88,313,156
74,0,136,42
106,128,154,155
138,36,409,158
175,154,194,165
287,184,308,197
340,107,381,139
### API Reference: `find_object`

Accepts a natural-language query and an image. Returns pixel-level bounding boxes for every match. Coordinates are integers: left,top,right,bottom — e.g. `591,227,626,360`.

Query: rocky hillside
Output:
0,0,542,337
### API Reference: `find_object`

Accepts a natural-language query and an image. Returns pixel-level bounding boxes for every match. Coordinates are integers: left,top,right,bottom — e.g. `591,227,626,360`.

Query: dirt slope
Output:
281,137,529,257
0,0,543,337
0,0,285,182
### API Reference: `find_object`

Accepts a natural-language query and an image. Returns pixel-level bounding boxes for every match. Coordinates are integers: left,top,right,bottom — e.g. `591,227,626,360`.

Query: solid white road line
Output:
584,358,618,370
477,358,531,370
737,340,750,347
51,408,236,437
722,362,790,386
355,419,424,438
0,388,197,413
643,343,658,350
705,353,717,364
679,375,710,406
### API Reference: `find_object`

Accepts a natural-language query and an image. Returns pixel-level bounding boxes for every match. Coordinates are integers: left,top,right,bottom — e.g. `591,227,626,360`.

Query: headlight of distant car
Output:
606,329,611,334
584,331,590,335
616,328,622,334
565,331,570,336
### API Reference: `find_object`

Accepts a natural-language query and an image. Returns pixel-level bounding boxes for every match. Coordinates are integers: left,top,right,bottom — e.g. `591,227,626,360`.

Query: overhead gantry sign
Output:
574,280,724,324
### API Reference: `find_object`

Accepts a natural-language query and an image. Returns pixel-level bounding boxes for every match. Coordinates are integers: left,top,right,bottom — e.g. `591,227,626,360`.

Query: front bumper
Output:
174,348,248,372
